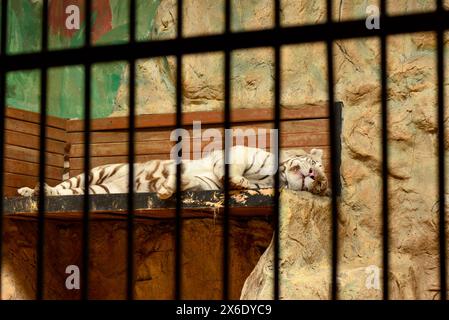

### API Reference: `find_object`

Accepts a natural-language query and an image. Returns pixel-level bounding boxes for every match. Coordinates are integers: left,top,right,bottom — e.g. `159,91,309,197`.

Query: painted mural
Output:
6,0,160,119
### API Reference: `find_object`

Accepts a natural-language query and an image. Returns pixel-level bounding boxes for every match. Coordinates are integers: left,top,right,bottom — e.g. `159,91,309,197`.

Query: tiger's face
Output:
281,148,328,195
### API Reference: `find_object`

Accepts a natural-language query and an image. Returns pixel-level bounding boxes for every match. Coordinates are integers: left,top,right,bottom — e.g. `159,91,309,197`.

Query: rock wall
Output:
241,191,441,299
114,0,329,115
113,0,449,299
241,191,332,299
1,217,272,299
335,1,446,300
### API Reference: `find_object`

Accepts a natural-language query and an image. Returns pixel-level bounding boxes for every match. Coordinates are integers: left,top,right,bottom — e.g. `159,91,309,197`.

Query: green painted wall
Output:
5,0,160,119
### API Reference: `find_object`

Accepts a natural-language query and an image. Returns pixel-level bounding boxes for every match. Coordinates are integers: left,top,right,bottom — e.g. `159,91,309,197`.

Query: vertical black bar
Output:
175,0,183,300
81,0,92,300
36,0,48,300
437,0,447,301
273,0,281,301
127,0,136,300
326,0,339,300
0,0,7,300
333,102,343,198
222,0,231,300
380,0,389,301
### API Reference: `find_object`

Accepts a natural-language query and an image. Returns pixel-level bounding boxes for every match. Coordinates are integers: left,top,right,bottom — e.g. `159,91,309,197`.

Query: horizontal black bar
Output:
3,190,275,214
2,11,449,71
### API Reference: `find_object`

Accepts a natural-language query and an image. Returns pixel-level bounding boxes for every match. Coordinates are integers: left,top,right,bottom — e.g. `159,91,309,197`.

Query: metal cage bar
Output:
222,0,231,301
127,0,136,300
175,0,183,300
380,0,390,301
36,0,49,300
0,0,8,300
326,0,339,300
4,11,449,72
273,0,281,301
437,0,447,301
81,0,92,300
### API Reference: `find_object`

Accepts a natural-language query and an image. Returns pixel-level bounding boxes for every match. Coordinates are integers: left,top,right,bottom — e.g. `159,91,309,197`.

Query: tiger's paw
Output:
157,186,174,200
33,183,54,196
229,176,250,190
18,187,35,197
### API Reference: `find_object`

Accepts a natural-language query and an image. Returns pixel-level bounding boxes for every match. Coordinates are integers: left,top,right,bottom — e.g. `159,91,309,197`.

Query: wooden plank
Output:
68,129,169,144
67,119,330,144
5,145,64,168
70,140,169,157
67,113,175,132
69,146,331,171
5,118,67,142
67,103,329,132
4,130,66,154
4,158,63,180
69,132,330,158
6,107,67,129
280,132,329,147
4,172,61,188
4,186,18,197
69,154,171,171
280,119,329,133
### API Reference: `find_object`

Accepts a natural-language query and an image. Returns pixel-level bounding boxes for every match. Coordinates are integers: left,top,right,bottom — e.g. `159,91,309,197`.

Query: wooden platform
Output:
4,108,67,196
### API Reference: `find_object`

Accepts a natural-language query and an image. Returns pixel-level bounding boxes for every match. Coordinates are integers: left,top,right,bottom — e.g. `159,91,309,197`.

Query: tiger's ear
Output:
310,148,323,161
280,150,295,162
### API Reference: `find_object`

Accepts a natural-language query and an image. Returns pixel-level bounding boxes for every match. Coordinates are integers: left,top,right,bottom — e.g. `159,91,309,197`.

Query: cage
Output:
0,0,447,301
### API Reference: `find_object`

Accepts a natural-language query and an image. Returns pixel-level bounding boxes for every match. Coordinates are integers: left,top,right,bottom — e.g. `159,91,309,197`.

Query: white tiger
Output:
17,146,328,199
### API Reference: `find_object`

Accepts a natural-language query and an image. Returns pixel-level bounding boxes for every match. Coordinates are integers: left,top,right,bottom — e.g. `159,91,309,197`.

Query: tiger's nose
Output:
309,168,315,180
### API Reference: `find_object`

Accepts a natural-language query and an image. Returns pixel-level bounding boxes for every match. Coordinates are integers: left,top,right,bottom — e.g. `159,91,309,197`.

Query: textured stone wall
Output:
335,1,446,299
241,191,442,300
241,191,333,299
1,217,272,299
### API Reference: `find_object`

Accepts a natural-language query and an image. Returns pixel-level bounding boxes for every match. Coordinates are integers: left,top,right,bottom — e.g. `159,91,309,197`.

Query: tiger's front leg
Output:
158,161,178,199
18,182,85,196
17,186,35,197
156,176,175,199
212,158,251,190
138,160,177,199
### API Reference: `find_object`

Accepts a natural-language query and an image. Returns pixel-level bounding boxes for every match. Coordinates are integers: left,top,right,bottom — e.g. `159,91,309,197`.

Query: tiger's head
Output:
280,148,328,195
